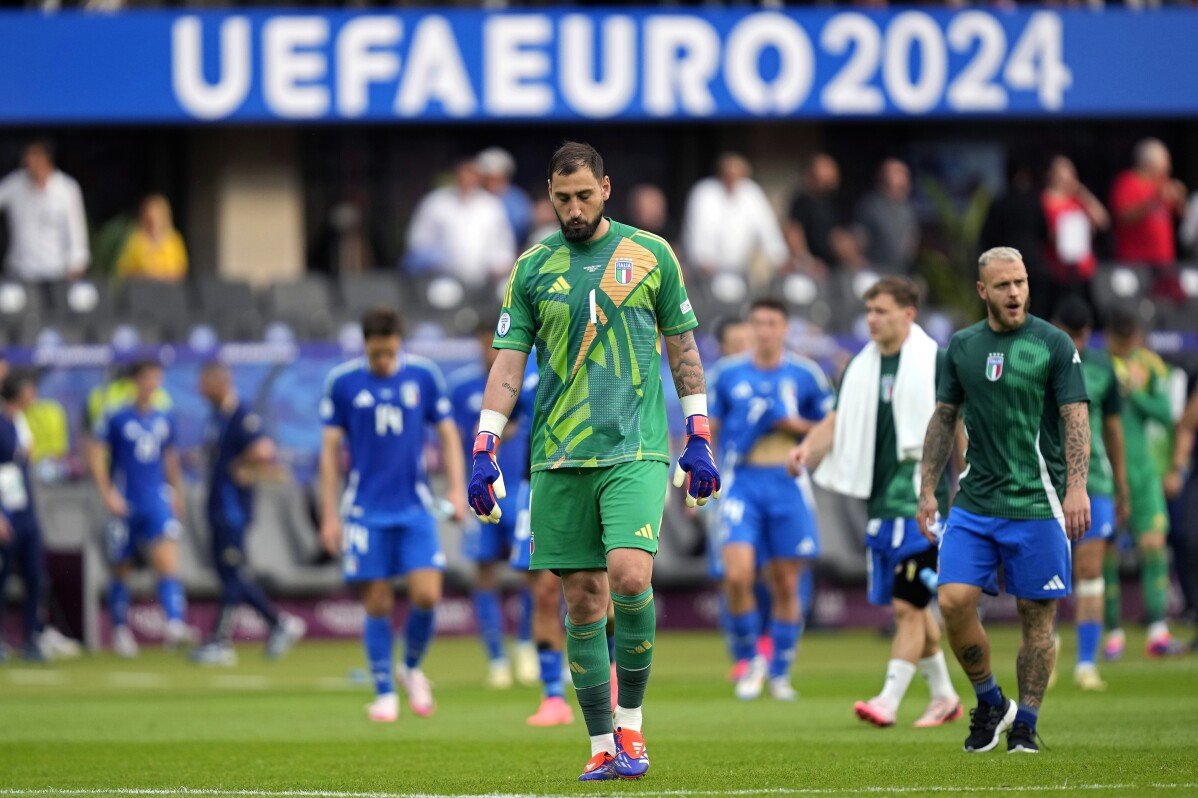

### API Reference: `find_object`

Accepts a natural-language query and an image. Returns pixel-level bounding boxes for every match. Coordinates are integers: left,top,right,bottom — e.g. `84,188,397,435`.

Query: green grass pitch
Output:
1,627,1196,797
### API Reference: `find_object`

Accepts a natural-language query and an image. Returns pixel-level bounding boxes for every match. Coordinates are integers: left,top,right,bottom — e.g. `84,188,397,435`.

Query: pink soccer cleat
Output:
1102,629,1125,661
400,668,436,717
914,697,964,728
527,696,574,727
366,693,399,723
854,697,897,728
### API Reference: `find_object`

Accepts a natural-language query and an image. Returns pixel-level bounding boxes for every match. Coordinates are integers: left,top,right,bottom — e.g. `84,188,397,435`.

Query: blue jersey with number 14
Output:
320,355,452,527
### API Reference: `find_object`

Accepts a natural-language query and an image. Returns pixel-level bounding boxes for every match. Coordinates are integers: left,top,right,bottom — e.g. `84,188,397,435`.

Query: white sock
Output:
918,651,957,701
879,659,917,709
614,705,642,732
590,733,616,757
1148,621,1170,640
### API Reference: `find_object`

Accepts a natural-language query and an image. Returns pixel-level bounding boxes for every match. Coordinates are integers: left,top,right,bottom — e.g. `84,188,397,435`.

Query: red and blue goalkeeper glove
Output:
672,415,721,508
468,432,507,523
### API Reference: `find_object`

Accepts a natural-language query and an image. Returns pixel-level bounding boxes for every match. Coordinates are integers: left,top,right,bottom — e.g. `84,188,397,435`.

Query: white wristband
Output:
680,394,708,419
478,409,509,438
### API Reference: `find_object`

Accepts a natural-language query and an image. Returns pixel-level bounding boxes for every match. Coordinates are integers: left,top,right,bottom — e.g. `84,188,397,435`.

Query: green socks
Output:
612,588,656,710
1141,547,1169,624
565,616,612,737
1104,549,1121,631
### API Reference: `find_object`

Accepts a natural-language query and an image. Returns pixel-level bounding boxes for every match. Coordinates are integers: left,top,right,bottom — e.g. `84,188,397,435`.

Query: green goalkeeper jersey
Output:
1080,347,1122,499
1111,346,1173,490
493,219,698,471
938,315,1089,520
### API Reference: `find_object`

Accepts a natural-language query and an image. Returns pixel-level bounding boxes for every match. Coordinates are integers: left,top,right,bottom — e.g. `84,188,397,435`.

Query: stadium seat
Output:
0,280,43,345
401,274,469,335
1092,263,1151,320
264,276,335,341
44,279,114,344
119,279,193,342
195,276,265,342
686,271,749,329
338,272,403,321
771,273,834,329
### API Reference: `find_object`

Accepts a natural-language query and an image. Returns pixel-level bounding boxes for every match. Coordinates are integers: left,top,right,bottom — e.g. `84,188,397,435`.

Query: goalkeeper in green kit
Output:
466,142,719,781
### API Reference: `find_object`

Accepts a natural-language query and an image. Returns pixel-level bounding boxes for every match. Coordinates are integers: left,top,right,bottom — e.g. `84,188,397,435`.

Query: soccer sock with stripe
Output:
565,617,613,738
729,610,760,662
363,615,394,696
473,589,505,662
612,588,656,730
972,674,1004,708
537,642,565,699
108,580,130,628
156,577,186,624
403,606,435,670
918,651,957,701
768,619,801,679
1015,703,1039,731
517,587,533,644
1103,549,1122,631
1141,547,1169,627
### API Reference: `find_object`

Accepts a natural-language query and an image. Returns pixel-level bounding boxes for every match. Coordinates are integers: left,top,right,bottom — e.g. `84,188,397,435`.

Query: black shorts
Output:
891,547,939,608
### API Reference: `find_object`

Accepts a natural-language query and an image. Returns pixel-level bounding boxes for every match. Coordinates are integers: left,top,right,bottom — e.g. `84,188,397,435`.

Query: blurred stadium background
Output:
2,3,1198,652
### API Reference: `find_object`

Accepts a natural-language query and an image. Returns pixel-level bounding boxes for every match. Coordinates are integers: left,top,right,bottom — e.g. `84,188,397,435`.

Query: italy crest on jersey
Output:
986,353,1004,382
614,259,633,285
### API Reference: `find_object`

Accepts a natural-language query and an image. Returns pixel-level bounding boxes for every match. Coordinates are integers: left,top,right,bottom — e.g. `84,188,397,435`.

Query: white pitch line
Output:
313,677,357,691
3,669,66,685
1,784,1197,798
208,675,270,690
106,672,169,688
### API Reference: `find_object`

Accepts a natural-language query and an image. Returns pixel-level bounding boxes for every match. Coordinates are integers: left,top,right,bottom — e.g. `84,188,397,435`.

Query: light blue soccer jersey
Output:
710,354,833,467
320,355,452,527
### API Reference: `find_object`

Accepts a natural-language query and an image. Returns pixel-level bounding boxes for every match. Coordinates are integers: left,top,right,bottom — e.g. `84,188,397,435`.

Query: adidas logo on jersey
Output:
633,524,654,540
1042,575,1066,591
353,390,375,408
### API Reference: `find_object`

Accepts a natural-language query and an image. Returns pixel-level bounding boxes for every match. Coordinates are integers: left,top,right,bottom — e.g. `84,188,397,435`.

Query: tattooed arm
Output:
1060,401,1092,541
665,330,706,397
916,402,960,541
481,348,530,420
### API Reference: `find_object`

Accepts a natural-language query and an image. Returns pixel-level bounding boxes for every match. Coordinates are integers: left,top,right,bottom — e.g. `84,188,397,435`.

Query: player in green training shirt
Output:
466,142,720,782
918,247,1091,755
1052,297,1130,691
794,277,962,730
1103,310,1186,658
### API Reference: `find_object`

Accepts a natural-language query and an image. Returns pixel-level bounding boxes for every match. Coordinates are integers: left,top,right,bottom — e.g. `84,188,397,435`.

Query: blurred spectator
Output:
853,158,919,275
404,159,515,287
628,183,675,242
0,140,89,282
114,194,188,283
980,159,1049,317
683,152,788,282
1179,190,1198,259
1041,155,1109,314
1110,138,1187,298
786,153,863,275
527,197,558,248
476,147,533,246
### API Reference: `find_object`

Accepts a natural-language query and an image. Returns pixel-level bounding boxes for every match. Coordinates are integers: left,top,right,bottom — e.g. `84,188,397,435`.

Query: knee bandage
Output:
1075,577,1105,599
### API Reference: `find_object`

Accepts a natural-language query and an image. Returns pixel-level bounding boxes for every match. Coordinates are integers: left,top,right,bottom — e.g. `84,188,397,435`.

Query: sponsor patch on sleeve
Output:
496,312,512,337
680,299,692,315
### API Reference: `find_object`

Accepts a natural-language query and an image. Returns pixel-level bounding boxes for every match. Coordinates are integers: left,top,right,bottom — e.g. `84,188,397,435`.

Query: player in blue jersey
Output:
0,373,47,662
88,359,194,658
711,297,832,701
449,325,539,689
319,308,467,722
191,362,307,667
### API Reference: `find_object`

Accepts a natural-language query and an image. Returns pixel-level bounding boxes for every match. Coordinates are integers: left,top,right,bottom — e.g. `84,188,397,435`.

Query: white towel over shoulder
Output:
814,324,939,498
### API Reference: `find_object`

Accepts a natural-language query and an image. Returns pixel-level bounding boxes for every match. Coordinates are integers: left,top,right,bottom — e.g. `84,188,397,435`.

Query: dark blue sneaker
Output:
578,752,618,782
613,727,649,779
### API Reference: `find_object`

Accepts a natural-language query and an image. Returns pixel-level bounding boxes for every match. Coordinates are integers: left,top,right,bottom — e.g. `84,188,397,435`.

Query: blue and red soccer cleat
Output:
578,751,618,781
613,727,650,779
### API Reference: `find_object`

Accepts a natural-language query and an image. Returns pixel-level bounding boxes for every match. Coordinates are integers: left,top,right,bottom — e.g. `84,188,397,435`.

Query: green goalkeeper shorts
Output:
1128,475,1169,538
528,460,668,572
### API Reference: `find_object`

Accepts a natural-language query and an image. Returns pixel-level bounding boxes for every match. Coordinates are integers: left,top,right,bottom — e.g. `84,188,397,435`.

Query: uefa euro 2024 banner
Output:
2,7,1197,123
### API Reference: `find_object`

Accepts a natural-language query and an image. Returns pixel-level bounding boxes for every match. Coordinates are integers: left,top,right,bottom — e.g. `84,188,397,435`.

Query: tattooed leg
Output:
1016,598,1057,711
939,583,992,685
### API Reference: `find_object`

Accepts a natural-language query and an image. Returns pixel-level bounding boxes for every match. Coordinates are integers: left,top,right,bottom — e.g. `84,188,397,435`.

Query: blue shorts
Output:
865,518,936,606
508,480,532,571
342,511,445,582
1078,495,1116,544
105,502,181,565
721,466,819,561
462,481,525,565
939,506,1071,600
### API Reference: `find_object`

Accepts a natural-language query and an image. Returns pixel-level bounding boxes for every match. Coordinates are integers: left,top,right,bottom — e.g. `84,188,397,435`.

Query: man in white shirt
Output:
404,159,515,288
0,141,90,282
682,153,789,283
